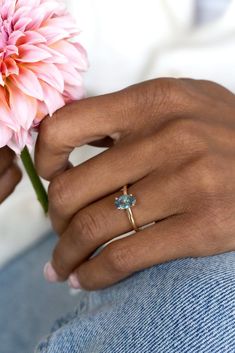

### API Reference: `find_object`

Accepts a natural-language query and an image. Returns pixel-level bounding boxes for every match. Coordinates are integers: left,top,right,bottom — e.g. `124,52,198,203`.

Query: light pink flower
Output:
0,0,88,154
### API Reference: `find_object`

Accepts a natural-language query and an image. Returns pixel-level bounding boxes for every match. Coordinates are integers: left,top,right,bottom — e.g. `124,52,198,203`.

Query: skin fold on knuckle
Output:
76,268,97,291
105,243,135,275
192,192,235,255
152,78,193,118
36,112,68,180
74,210,102,246
192,154,226,200
183,163,233,257
119,78,186,135
48,174,73,217
52,246,70,280
179,119,210,155
187,213,226,257
35,119,54,174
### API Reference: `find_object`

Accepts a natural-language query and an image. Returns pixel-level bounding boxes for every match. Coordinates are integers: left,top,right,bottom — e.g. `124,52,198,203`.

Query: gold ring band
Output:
122,186,139,232
126,207,139,232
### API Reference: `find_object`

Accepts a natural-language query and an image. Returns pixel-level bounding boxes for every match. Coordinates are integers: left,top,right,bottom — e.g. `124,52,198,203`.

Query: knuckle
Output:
187,218,222,257
75,211,101,244
48,175,70,213
78,274,96,291
122,78,182,120
38,117,54,150
52,247,68,279
155,78,191,109
164,118,208,154
151,78,180,113
106,244,134,273
184,156,226,215
196,156,223,196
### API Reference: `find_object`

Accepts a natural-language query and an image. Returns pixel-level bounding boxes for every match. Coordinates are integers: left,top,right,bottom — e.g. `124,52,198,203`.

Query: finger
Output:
69,214,194,290
35,79,179,181
48,124,185,234
35,92,128,180
48,137,153,233
0,147,15,175
0,164,22,203
49,171,186,281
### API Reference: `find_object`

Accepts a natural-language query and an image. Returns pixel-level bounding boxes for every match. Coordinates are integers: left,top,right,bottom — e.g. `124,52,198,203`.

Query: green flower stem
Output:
20,146,48,214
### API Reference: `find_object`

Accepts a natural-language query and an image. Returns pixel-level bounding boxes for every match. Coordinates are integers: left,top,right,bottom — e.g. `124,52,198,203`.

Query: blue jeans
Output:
0,234,79,353
36,250,235,353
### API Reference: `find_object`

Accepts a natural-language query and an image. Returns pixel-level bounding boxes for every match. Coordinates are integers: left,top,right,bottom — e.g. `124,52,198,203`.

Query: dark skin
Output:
35,77,235,291
0,147,22,203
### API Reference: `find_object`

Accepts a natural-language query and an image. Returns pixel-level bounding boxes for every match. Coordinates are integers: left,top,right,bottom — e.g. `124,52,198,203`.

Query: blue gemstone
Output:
115,194,136,210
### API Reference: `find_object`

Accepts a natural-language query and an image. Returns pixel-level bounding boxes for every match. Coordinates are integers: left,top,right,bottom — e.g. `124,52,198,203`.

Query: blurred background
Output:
1,0,235,352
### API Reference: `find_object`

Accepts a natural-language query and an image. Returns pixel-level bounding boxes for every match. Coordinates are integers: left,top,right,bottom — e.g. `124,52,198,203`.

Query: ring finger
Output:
50,170,187,281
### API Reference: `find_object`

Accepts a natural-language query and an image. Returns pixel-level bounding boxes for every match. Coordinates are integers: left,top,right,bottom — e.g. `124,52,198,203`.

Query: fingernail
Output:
68,273,82,289
44,262,60,283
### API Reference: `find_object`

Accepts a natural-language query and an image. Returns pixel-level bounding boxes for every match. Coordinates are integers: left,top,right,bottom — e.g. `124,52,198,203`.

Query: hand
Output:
0,147,22,203
36,78,235,290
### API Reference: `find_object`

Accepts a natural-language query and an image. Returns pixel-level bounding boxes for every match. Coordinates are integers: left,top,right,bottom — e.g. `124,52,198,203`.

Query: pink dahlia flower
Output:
0,0,88,154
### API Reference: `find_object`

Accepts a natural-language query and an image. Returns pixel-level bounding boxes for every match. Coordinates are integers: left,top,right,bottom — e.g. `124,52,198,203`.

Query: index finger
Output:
35,91,129,180
35,78,181,181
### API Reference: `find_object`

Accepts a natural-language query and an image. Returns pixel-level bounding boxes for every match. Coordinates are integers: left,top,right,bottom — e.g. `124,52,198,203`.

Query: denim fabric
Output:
0,234,79,353
36,251,235,353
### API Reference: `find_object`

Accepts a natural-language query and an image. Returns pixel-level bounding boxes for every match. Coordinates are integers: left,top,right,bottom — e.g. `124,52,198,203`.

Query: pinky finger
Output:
0,164,22,203
69,214,194,291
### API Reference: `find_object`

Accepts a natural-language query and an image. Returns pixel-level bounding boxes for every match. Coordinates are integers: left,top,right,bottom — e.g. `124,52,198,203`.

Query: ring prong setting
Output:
115,194,137,210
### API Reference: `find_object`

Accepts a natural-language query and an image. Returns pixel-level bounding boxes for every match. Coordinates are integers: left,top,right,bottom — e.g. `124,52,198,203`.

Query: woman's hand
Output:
36,78,235,290
0,147,21,203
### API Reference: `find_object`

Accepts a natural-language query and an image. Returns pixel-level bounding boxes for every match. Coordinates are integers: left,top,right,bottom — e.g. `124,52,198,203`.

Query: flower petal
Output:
34,100,49,125
12,6,31,25
18,30,46,45
8,82,37,130
1,0,16,20
52,40,88,70
0,72,4,86
0,123,12,148
11,66,44,100
41,81,65,116
45,15,79,34
56,63,82,87
8,128,33,155
14,17,32,31
0,86,17,130
17,44,52,62
38,43,68,64
32,1,64,23
16,0,40,8
27,62,64,93
38,25,69,44
4,58,19,76
63,83,86,103
5,44,18,57
8,30,25,45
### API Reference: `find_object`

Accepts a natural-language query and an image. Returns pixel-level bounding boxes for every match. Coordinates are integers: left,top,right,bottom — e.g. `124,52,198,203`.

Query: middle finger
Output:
49,129,184,234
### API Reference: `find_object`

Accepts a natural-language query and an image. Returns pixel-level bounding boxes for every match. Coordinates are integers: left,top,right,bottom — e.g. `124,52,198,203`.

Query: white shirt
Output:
1,0,235,267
